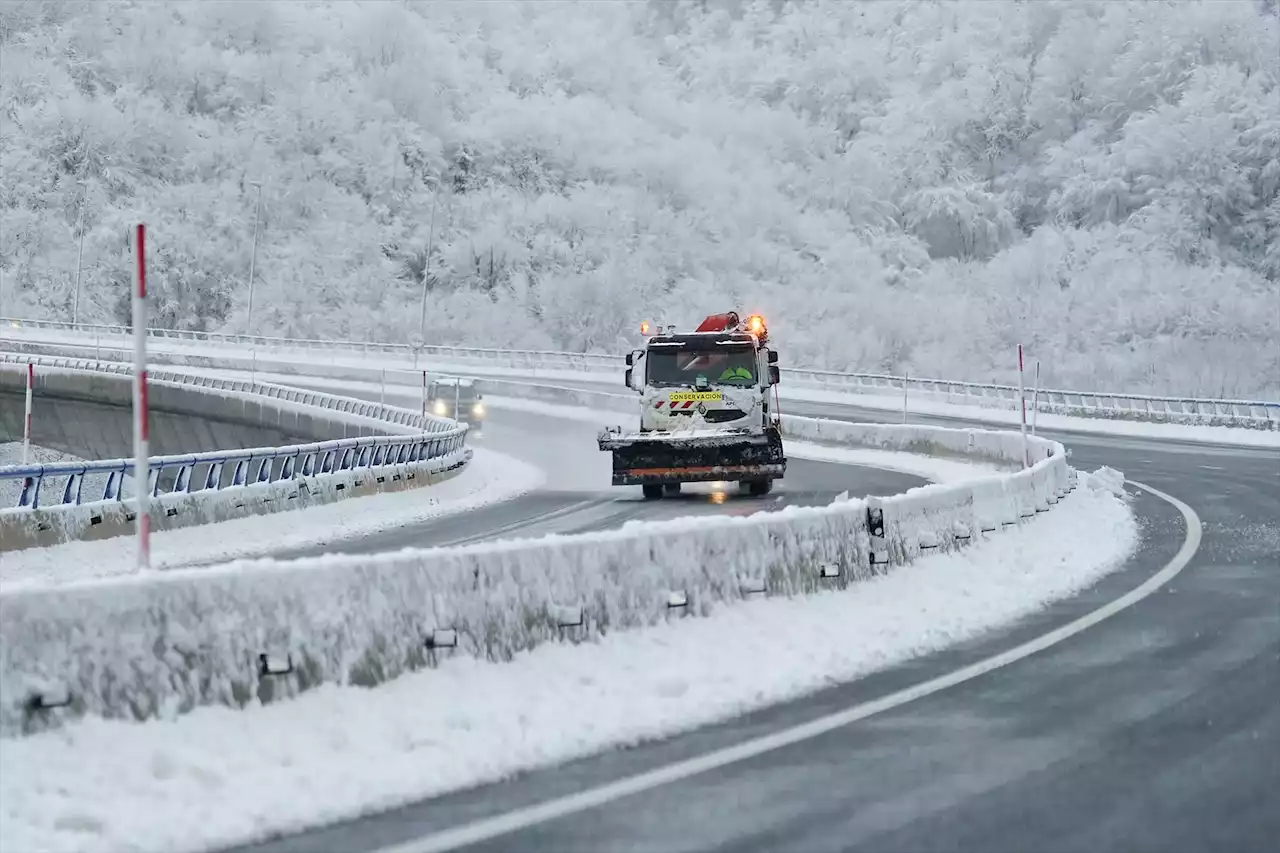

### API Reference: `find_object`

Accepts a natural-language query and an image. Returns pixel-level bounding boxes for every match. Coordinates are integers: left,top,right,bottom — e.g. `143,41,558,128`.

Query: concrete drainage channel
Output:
0,361,472,551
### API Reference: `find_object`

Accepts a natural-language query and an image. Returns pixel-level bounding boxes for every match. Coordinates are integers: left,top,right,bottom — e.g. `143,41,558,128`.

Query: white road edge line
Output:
371,479,1202,853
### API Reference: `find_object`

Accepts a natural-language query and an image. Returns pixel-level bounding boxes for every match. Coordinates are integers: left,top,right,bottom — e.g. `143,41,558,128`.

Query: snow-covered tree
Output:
2,0,1276,396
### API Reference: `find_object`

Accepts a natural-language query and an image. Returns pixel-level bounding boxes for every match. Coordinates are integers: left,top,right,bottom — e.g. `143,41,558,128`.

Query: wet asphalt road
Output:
223,384,1279,853
258,383,929,561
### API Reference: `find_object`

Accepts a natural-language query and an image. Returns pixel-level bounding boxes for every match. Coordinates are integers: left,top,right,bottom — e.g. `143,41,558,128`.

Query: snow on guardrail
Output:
0,352,464,434
4,317,1276,428
0,358,472,549
0,412,1072,737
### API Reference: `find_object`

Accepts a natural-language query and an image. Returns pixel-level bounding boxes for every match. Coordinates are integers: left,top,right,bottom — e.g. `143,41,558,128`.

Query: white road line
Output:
372,480,1202,853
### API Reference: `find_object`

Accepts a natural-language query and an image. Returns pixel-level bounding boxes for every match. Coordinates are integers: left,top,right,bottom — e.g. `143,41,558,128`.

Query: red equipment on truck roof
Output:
692,311,768,343
695,312,741,333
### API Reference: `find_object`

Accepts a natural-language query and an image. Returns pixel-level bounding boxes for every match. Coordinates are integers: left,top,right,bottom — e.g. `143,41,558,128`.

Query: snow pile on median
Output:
1087,466,1127,497
0,447,544,586
0,469,1138,853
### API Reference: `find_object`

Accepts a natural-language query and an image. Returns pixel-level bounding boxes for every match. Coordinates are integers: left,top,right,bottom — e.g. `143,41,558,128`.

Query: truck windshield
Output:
431,384,476,400
646,345,757,387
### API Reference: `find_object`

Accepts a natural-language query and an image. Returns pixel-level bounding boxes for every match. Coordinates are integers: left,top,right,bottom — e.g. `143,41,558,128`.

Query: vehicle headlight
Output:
432,400,448,415
472,402,485,416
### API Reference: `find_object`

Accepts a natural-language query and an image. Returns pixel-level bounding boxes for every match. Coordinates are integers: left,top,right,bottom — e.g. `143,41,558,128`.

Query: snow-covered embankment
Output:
0,466,1136,853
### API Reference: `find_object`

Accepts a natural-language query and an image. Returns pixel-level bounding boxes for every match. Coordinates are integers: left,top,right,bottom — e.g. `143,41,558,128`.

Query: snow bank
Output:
0,494,878,738
1087,466,1127,497
781,385,1280,447
0,416,1071,738
1,446,470,552
0,472,1136,853
0,447,543,587
0,361,473,550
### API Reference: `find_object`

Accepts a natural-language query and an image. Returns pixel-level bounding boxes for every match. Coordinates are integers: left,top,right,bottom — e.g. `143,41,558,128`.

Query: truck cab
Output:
599,312,785,499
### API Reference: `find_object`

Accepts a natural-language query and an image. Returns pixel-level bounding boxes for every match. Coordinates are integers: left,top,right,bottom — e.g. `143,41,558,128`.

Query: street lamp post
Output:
73,178,88,325
246,181,264,336
417,186,439,342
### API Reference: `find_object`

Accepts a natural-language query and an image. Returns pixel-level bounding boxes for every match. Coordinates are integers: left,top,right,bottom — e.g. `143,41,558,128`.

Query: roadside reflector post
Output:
425,628,458,650
901,370,909,424
132,223,151,570
22,362,32,464
257,653,294,678
425,628,458,665
1017,344,1029,468
421,370,428,427
867,502,890,570
24,684,73,715
554,604,585,641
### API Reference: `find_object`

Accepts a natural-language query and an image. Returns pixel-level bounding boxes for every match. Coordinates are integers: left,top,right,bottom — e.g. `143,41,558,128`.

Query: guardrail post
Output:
204,462,223,491
18,472,42,508
22,362,33,464
60,471,84,505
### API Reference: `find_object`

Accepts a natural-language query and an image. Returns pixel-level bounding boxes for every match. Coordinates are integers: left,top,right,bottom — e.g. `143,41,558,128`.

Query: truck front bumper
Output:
598,428,786,486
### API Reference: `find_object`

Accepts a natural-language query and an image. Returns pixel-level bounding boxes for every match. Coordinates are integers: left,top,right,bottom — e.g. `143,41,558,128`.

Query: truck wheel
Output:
748,479,773,496
642,484,664,500
663,483,682,495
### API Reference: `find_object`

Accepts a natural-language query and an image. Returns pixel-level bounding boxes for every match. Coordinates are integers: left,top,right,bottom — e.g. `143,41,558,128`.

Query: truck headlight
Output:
472,402,485,416
432,400,448,416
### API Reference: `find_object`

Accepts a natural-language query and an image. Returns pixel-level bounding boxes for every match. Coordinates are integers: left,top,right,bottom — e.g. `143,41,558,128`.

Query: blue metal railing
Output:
0,434,468,510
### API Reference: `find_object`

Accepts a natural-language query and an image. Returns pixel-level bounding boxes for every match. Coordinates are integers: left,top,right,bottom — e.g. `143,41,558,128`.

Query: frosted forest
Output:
2,0,1277,397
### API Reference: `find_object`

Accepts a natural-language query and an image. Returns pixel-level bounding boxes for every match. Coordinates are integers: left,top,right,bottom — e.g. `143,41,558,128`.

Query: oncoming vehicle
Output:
426,376,485,426
598,311,786,499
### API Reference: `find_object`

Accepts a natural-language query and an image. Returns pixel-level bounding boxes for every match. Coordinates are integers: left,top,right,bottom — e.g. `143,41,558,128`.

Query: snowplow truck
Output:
598,311,786,499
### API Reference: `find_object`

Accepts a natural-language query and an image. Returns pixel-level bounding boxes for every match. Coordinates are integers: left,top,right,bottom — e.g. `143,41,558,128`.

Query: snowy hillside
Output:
1,0,1277,397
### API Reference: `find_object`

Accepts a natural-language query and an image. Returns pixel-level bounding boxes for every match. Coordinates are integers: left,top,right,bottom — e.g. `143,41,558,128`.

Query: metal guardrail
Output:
1,317,618,371
0,352,464,435
3,317,1277,427
0,354,470,509
2,434,466,510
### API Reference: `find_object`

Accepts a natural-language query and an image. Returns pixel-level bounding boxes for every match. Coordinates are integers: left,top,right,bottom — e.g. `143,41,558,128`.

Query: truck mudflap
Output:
598,427,786,486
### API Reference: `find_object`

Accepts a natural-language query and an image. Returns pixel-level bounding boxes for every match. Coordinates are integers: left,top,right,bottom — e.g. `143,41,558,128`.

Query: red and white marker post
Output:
132,223,151,569
22,362,33,464
1017,343,1029,468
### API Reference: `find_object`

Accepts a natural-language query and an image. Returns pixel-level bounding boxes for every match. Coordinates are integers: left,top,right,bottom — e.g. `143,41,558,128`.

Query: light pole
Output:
417,185,439,342
246,181,263,336
73,177,88,325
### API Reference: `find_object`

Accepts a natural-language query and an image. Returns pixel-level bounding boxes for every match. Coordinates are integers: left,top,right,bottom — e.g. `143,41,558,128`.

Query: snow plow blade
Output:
597,427,786,486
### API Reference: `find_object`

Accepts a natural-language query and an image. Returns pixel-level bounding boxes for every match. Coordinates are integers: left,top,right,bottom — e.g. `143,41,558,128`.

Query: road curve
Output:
224,397,1280,853
251,385,930,560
